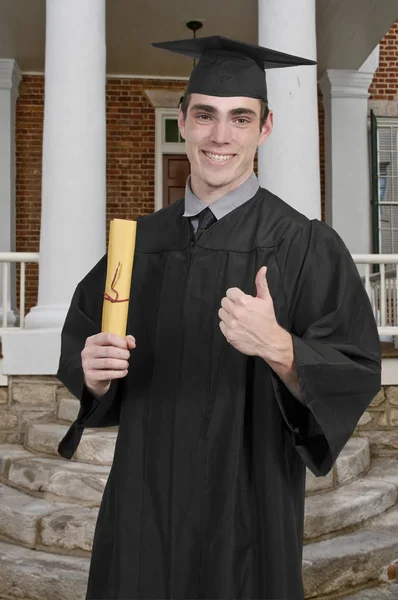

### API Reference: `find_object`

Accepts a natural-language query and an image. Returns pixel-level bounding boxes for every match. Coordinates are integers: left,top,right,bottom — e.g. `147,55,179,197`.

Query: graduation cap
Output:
152,36,316,105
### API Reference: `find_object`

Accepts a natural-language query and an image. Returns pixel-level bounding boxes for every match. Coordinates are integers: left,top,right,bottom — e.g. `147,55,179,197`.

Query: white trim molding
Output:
0,60,22,93
319,70,374,100
145,89,185,109
22,71,190,82
369,100,398,118
155,108,186,212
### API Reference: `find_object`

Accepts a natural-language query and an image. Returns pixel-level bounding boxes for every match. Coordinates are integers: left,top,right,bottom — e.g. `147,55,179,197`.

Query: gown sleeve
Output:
57,256,122,460
271,219,381,476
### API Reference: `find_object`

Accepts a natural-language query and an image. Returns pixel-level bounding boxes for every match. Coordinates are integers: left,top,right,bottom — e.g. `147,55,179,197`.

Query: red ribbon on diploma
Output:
103,262,129,304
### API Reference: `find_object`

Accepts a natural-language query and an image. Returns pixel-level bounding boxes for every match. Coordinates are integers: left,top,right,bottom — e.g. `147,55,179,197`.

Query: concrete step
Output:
57,396,80,423
5,452,110,505
25,423,117,465
303,510,398,598
304,477,397,540
306,438,370,495
0,539,89,600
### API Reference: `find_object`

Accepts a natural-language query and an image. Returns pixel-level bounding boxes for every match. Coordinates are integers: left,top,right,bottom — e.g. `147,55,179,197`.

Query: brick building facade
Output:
15,20,398,312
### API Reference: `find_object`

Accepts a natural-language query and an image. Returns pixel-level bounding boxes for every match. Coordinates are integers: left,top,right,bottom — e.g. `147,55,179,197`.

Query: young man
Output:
58,37,381,600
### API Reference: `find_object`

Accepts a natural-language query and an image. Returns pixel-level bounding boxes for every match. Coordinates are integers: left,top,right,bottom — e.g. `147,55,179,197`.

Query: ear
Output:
258,110,273,148
178,107,186,140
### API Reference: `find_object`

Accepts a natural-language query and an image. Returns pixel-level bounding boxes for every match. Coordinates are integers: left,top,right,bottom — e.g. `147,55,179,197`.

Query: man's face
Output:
178,93,273,200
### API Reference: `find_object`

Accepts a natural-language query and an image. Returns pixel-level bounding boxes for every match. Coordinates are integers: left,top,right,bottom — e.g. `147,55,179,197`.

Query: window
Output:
164,118,184,143
371,113,398,254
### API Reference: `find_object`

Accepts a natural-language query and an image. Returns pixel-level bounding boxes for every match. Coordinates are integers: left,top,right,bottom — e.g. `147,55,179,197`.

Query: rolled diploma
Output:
102,219,137,337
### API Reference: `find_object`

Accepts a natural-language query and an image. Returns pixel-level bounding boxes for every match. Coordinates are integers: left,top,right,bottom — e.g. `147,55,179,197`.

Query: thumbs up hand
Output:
218,266,292,364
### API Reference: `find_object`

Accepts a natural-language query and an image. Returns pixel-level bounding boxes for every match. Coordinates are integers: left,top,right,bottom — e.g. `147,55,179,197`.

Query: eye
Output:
197,113,213,121
234,117,250,125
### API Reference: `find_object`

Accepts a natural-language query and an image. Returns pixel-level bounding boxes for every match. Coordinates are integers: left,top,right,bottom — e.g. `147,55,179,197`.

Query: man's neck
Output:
190,171,255,205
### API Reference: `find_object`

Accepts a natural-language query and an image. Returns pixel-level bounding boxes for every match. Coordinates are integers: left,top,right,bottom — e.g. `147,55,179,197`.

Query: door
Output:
162,154,190,208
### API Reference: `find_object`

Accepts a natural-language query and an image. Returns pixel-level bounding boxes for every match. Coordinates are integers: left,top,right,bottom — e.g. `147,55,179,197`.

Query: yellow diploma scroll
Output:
102,219,137,337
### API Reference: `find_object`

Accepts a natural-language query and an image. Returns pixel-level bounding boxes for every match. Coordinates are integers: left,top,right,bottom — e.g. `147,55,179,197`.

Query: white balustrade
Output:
0,252,397,336
0,253,39,331
352,254,398,336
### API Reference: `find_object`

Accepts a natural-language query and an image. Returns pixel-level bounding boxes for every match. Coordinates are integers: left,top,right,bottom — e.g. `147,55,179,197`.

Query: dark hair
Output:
179,93,269,130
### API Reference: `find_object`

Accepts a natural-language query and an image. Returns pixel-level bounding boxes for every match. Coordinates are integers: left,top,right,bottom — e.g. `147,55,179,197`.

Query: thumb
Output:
126,335,136,349
255,266,269,299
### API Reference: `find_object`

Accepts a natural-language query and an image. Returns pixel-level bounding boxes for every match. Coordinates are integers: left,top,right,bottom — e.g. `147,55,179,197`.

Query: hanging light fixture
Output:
186,20,203,68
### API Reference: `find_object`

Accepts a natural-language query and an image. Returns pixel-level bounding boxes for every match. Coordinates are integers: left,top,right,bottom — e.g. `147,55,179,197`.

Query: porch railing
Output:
0,253,40,332
352,254,398,336
0,253,398,336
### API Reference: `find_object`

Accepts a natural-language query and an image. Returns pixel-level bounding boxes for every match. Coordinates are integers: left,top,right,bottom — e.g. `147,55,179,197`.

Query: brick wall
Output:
106,79,185,227
369,20,398,100
15,75,44,312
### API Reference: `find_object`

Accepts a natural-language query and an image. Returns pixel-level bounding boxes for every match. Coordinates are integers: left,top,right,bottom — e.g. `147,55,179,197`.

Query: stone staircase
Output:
0,393,397,600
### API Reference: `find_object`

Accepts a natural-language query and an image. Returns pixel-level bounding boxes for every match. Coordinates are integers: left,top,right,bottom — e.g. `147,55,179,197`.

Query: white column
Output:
319,50,378,255
258,0,320,220
25,0,106,329
2,0,106,375
0,60,21,325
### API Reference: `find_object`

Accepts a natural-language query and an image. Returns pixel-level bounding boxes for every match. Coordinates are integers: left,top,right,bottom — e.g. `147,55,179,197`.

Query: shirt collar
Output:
183,172,260,221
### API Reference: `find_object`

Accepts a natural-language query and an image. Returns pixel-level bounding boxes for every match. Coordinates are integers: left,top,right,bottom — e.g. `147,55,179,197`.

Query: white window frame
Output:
155,108,186,211
374,116,398,254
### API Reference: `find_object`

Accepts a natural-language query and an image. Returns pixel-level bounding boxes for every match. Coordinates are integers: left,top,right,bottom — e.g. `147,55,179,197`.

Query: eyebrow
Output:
189,104,258,118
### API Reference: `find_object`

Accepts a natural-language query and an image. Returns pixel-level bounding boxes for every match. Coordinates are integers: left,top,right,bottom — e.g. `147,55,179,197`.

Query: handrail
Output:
0,252,40,262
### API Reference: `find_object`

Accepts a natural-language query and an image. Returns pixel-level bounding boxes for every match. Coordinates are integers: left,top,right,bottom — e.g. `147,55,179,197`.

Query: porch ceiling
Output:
0,0,396,77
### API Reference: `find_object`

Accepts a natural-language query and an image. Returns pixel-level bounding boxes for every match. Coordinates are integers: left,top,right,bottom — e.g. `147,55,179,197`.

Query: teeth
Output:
205,152,234,162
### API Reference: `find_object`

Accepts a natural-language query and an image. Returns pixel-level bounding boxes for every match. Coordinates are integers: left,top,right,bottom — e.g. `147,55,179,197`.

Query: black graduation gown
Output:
57,187,381,600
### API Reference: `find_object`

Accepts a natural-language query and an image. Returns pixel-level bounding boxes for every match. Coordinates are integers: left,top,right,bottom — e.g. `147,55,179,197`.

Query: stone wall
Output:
358,387,398,429
0,376,61,444
356,386,398,456
0,377,397,455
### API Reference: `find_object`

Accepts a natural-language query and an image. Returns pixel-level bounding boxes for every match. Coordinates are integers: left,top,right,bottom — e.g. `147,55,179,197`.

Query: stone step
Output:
41,505,98,553
0,482,97,554
303,510,398,598
0,439,371,510
0,488,397,597
57,396,80,423
340,584,398,599
304,477,397,540
0,483,72,548
306,438,370,495
23,427,369,486
366,457,398,486
25,423,117,465
5,452,110,505
0,539,89,600
0,445,34,477
357,430,398,456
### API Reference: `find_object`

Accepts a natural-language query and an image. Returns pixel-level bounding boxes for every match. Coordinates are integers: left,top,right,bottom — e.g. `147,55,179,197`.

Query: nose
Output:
210,120,232,145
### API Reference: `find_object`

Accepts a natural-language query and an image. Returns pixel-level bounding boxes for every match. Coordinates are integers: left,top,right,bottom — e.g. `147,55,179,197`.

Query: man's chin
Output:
201,172,237,190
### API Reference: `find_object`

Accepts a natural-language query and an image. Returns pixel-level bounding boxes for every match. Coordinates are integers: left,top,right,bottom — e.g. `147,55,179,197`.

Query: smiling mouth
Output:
202,151,236,164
